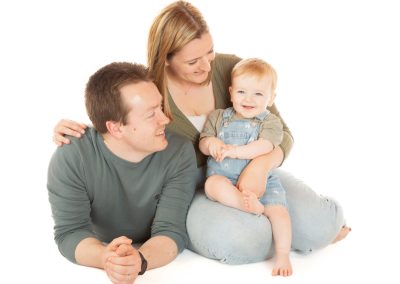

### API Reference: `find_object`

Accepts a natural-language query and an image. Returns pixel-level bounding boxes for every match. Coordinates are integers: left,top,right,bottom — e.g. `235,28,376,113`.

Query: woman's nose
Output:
200,57,211,72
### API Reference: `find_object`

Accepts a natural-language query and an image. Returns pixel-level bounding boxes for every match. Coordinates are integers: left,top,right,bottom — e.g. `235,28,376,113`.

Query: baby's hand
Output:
208,138,226,162
221,145,237,160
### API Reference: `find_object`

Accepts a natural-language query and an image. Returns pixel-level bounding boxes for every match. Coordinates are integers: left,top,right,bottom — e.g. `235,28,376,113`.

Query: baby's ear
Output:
229,86,233,101
268,92,276,106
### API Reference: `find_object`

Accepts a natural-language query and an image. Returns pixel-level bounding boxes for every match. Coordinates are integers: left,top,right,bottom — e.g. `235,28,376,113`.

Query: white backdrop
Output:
1,0,399,283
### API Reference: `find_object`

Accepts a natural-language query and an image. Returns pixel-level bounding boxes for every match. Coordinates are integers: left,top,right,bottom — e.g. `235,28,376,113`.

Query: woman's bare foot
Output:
332,226,351,243
272,251,292,277
242,190,264,215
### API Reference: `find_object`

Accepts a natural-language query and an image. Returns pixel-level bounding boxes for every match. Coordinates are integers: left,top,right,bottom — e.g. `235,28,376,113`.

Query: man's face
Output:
119,81,170,160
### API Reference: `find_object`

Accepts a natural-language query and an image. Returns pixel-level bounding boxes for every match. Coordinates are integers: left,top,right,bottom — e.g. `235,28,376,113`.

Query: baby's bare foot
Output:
272,251,292,277
242,190,264,215
332,226,351,243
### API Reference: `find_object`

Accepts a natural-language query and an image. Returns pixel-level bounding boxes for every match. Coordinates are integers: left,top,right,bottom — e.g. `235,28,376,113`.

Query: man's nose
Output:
158,111,170,125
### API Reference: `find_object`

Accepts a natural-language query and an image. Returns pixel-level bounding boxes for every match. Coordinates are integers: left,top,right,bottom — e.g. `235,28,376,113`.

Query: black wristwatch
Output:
138,251,148,275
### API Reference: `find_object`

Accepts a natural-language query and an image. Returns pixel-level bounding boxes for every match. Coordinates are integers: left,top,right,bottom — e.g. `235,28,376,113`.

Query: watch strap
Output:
138,251,147,275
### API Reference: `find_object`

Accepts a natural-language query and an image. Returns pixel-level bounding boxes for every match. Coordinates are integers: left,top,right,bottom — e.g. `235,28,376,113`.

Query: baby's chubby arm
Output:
221,139,274,160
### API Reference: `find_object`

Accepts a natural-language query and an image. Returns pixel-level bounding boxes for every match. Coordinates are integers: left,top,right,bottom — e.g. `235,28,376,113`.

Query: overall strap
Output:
221,107,235,127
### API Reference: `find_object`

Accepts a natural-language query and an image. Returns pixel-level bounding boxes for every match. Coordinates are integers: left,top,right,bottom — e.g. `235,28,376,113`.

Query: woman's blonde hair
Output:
148,1,210,118
232,58,278,94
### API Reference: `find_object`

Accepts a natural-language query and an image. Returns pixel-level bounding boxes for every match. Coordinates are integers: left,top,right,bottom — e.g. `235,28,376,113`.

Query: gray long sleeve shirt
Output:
47,127,197,263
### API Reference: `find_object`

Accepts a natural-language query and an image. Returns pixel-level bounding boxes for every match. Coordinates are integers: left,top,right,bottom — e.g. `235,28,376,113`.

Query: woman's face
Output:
167,32,215,85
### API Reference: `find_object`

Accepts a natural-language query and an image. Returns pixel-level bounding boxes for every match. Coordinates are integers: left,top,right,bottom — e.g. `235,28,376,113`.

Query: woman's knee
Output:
291,195,345,253
187,193,274,264
273,169,345,252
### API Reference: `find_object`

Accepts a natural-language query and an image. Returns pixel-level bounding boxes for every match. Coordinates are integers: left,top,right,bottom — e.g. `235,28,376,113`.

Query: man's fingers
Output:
105,256,140,283
115,244,135,256
108,253,139,266
106,267,137,284
108,236,133,251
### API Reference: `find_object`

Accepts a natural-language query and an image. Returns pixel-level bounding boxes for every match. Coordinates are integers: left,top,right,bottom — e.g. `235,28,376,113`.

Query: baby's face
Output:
230,74,274,119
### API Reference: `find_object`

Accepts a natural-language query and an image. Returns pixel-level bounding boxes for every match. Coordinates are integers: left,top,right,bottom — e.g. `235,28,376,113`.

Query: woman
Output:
53,1,349,264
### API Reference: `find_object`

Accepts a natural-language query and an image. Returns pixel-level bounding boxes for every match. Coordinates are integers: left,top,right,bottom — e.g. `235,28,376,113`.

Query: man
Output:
47,62,197,283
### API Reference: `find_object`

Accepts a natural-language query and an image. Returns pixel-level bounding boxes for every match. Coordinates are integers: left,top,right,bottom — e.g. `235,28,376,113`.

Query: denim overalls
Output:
206,107,287,207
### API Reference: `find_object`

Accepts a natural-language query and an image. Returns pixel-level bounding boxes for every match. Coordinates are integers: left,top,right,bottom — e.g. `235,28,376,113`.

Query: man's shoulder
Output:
156,130,196,172
66,126,97,146
50,127,98,161
158,130,196,161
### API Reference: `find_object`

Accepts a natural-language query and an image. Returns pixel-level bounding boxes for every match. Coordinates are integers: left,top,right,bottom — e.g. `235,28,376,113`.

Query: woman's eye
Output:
188,61,197,66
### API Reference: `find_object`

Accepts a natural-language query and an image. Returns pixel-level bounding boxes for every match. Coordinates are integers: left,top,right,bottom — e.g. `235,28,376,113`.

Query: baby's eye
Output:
255,92,264,96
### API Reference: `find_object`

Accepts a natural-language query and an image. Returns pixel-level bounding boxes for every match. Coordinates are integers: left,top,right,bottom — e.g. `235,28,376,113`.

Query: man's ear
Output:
105,121,123,138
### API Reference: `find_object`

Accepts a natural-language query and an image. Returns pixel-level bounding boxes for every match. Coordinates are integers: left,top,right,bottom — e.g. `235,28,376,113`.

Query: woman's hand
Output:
53,119,87,146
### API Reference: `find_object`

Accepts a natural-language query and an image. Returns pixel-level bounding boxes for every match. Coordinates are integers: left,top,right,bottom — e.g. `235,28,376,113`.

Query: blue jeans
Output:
259,174,287,207
186,167,344,264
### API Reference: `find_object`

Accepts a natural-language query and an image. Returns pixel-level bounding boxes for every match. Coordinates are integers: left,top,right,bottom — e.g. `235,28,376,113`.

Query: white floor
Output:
1,0,400,283
35,227,397,283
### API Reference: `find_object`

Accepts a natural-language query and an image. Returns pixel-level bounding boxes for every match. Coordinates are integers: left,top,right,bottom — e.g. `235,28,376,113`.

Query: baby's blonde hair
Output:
232,58,277,93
